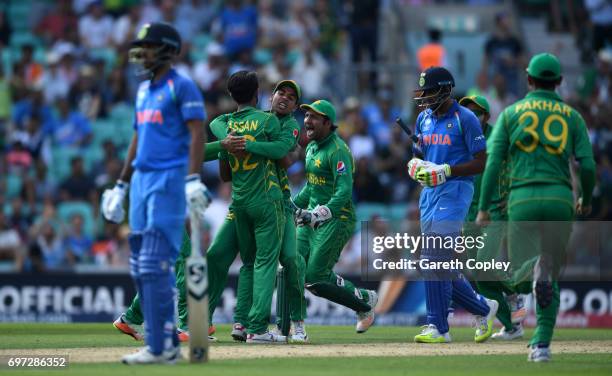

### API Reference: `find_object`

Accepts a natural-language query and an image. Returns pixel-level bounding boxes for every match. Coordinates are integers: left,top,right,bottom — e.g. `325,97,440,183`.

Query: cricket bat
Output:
186,210,209,363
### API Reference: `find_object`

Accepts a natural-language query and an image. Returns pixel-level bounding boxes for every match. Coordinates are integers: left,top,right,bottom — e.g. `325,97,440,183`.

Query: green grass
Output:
0,324,611,376
0,323,610,349
2,354,612,376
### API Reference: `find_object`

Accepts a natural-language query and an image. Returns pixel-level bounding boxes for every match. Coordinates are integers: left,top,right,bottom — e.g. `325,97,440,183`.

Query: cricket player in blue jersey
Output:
407,67,498,343
101,23,210,364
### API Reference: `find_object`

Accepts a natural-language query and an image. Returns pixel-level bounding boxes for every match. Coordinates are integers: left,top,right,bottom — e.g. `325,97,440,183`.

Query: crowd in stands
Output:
0,0,610,273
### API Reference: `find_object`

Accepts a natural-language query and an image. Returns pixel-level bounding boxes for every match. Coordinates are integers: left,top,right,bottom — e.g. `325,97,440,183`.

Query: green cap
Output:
300,99,336,124
526,53,561,81
273,80,301,101
459,95,490,114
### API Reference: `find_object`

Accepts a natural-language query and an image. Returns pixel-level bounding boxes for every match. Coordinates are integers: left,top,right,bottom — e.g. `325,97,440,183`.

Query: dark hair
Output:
227,70,259,104
530,76,559,91
428,29,441,42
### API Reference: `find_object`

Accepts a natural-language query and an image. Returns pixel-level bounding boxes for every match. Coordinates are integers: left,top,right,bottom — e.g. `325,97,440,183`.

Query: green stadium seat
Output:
355,203,388,223
57,201,95,238
5,173,23,199
92,119,119,147
49,146,80,184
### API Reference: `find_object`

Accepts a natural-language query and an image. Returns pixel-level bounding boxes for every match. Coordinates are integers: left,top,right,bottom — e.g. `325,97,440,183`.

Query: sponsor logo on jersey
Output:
336,161,346,174
421,134,452,146
136,109,164,125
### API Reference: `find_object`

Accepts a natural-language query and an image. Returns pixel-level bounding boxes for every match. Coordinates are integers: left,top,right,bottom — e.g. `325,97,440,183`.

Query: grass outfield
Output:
0,324,611,376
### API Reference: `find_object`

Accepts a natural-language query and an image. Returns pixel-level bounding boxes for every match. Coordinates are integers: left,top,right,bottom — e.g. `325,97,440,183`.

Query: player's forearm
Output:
325,178,352,216
245,139,292,159
188,123,206,175
578,158,596,206
478,158,502,211
449,151,486,177
119,134,138,182
293,185,311,208
204,141,222,162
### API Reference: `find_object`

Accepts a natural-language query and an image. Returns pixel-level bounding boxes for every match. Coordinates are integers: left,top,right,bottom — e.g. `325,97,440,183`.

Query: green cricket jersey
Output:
218,107,293,208
467,123,509,220
479,89,595,210
294,132,355,220
275,113,301,205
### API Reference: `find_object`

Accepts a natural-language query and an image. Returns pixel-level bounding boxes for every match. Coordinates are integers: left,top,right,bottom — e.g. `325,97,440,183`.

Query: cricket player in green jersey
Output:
204,80,308,342
477,53,596,362
217,71,293,343
459,95,525,341
293,100,378,333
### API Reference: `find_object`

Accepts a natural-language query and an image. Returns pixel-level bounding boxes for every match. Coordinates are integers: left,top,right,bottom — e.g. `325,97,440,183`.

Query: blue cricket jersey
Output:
415,100,486,182
132,68,206,171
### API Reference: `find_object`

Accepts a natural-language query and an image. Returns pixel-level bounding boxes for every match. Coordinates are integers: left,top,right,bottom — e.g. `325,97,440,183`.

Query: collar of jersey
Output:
525,89,562,101
315,131,335,147
148,68,175,89
425,100,460,120
233,106,257,116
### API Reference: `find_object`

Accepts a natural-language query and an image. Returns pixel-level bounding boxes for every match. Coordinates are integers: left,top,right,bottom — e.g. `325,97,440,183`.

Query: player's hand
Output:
407,158,435,181
475,210,490,227
575,198,592,216
101,180,128,223
185,174,212,219
221,131,247,154
309,205,332,229
416,163,451,187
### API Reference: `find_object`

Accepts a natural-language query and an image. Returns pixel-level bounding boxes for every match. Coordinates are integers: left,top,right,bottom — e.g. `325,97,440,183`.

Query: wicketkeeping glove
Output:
101,180,128,223
309,205,332,229
185,174,212,219
416,163,451,187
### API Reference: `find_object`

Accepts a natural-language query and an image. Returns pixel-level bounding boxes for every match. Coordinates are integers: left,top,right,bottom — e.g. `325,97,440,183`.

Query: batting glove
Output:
309,205,332,229
407,158,436,181
294,207,312,227
101,180,128,223
185,174,212,219
416,163,451,187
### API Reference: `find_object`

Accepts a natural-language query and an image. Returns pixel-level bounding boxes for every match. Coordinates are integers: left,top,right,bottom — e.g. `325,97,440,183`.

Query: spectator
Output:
64,213,93,265
417,28,447,71
291,42,328,102
32,221,66,271
78,1,114,49
483,12,525,97
0,211,25,271
353,157,385,202
17,44,45,89
0,68,11,147
345,0,380,93
48,97,92,148
92,222,120,266
11,88,55,131
7,197,32,239
214,0,258,58
337,96,360,140
585,0,612,53
192,42,227,99
176,0,218,43
348,115,375,160
58,156,96,204
0,10,12,48
42,52,71,104
68,65,107,120
11,113,52,166
112,4,144,48
35,0,78,44
257,0,286,48
285,1,319,51
361,87,401,148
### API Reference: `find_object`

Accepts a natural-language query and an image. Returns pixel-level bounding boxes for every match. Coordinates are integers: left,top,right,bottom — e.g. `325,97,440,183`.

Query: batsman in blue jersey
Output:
101,23,210,364
407,67,498,343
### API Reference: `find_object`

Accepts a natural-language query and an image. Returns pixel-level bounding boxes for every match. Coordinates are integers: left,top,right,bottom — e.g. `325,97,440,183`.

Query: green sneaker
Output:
474,299,499,343
414,324,451,343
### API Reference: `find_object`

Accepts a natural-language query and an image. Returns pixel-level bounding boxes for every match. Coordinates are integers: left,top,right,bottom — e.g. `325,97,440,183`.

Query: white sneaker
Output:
528,345,551,362
121,346,181,365
414,324,451,343
246,330,287,344
113,314,144,341
492,324,524,340
507,294,527,324
474,298,499,343
289,321,308,343
231,323,247,342
356,290,378,333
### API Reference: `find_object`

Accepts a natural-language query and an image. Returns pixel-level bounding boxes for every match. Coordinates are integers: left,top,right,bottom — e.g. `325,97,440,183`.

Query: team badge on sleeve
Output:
293,129,299,138
336,161,346,174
